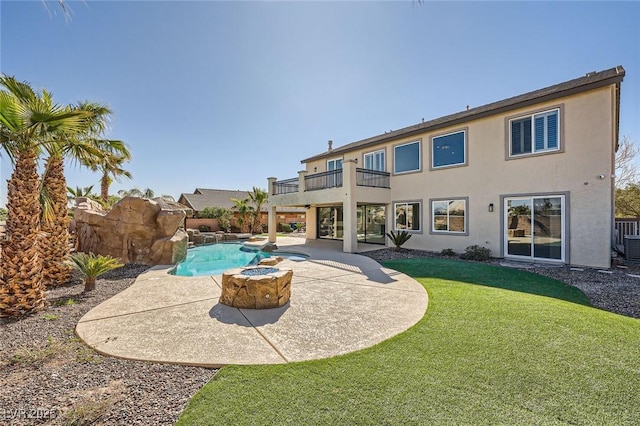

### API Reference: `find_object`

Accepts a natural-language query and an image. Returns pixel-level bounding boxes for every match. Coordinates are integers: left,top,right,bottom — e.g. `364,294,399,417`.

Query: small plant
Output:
198,224,212,232
68,253,124,292
9,336,62,365
278,223,292,233
441,248,456,257
460,245,492,261
386,230,412,251
42,313,58,321
62,396,120,425
51,298,77,307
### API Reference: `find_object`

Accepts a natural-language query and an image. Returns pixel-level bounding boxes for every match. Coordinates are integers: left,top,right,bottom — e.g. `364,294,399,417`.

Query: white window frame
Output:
431,198,467,234
364,149,385,172
509,108,560,157
393,140,421,174
503,194,565,262
431,130,467,169
393,201,421,232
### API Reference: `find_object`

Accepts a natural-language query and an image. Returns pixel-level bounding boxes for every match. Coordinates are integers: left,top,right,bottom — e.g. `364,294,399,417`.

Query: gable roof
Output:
178,189,249,212
178,188,305,213
302,66,625,163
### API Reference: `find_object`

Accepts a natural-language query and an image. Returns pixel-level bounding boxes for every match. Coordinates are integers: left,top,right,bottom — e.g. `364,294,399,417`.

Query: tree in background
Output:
0,75,89,316
247,187,268,233
67,185,96,203
118,187,175,202
615,135,639,189
82,139,132,203
231,198,252,233
200,206,232,231
615,136,640,217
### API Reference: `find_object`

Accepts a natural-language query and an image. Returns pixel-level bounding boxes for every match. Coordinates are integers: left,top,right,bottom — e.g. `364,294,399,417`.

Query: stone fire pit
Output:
220,266,293,309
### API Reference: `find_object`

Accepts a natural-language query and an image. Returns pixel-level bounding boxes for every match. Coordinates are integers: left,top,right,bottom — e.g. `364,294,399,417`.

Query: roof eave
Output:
301,67,625,164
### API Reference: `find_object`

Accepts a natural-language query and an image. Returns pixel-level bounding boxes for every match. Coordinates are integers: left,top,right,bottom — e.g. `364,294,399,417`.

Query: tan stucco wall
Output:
273,85,616,268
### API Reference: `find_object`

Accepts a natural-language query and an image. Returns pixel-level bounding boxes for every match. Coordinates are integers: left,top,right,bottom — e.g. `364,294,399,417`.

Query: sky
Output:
1,0,639,203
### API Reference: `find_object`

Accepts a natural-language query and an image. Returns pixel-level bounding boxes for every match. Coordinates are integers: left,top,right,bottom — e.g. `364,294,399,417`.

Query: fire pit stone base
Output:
220,266,292,309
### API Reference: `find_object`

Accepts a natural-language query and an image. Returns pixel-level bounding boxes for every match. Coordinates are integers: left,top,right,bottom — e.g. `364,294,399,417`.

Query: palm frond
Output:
68,252,123,279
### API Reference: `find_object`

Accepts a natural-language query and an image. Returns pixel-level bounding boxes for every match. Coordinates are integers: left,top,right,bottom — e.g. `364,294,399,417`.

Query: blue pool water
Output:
171,243,307,277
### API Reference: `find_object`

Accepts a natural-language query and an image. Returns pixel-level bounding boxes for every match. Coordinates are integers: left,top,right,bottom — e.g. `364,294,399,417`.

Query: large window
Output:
432,130,466,168
394,202,421,231
510,109,559,156
394,141,421,174
432,199,466,233
364,149,385,171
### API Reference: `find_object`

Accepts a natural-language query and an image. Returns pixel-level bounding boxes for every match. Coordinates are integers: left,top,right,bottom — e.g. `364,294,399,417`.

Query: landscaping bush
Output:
441,248,456,257
386,230,412,251
278,223,292,233
460,245,491,261
198,225,211,232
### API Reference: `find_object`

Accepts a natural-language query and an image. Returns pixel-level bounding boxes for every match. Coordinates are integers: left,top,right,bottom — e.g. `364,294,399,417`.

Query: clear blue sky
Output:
1,1,638,203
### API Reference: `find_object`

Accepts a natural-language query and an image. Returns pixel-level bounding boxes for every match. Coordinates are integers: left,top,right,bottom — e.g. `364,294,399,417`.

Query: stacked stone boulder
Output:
74,197,188,266
220,263,292,309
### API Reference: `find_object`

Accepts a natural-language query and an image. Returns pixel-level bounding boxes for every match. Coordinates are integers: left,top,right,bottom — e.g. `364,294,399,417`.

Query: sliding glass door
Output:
505,195,564,261
318,206,343,240
357,205,386,244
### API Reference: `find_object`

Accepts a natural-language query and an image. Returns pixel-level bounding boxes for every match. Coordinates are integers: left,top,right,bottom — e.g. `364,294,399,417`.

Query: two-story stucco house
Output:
267,66,625,269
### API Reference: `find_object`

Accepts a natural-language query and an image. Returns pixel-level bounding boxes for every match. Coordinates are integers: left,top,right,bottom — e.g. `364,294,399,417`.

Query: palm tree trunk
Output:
84,276,96,292
100,172,110,202
41,155,71,287
0,150,45,317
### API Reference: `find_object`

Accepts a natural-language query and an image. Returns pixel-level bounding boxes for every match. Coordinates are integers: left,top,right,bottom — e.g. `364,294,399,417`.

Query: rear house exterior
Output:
267,66,625,269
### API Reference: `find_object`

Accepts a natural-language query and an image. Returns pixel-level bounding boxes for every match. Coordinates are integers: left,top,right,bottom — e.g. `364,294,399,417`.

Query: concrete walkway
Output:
76,238,428,367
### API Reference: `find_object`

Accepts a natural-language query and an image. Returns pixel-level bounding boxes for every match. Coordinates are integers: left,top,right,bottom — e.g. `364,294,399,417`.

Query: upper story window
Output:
364,149,385,171
432,130,467,169
394,140,421,174
509,109,559,157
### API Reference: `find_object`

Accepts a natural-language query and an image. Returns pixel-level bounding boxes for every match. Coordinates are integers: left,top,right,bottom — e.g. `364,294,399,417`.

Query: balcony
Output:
271,168,389,195
272,177,299,195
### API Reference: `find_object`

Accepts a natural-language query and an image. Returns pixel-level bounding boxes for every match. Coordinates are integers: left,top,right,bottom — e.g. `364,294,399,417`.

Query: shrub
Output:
278,223,292,233
460,245,491,262
386,230,412,251
67,253,124,292
441,248,456,257
200,207,232,231
198,225,212,232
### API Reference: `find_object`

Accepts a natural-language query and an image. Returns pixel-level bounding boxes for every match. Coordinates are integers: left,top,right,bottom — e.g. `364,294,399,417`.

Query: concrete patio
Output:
75,237,428,367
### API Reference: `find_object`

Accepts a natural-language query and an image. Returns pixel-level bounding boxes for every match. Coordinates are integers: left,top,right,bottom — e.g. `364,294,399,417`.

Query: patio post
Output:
342,159,358,253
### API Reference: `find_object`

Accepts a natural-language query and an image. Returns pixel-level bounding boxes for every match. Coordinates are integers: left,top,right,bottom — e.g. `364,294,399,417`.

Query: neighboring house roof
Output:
178,188,305,213
302,66,625,163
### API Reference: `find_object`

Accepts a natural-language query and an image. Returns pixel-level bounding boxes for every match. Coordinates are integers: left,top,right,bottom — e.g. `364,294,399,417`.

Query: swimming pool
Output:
171,243,307,277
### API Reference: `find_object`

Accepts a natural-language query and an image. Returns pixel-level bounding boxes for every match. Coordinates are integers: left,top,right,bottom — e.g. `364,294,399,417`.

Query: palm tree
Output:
247,187,268,233
40,102,109,287
68,252,123,292
82,139,132,203
67,184,96,203
231,198,253,233
118,187,154,199
0,75,89,316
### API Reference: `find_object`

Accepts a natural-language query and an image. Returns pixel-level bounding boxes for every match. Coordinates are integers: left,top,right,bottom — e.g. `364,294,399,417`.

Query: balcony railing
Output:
272,177,299,195
273,168,391,195
305,169,343,191
356,168,390,188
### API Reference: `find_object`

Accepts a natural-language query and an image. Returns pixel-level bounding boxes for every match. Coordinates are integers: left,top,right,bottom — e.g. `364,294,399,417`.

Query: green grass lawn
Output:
177,258,640,425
